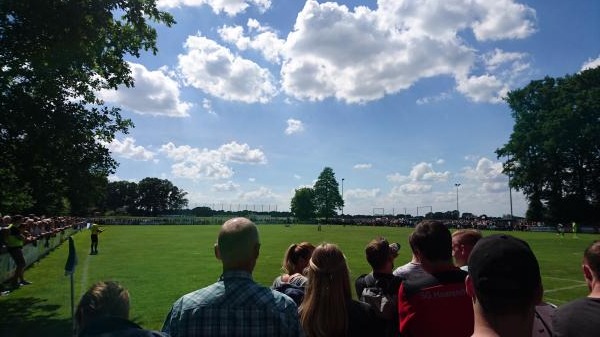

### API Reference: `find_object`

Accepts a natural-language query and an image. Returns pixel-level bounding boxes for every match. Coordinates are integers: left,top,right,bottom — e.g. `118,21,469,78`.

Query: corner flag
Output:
64,236,77,276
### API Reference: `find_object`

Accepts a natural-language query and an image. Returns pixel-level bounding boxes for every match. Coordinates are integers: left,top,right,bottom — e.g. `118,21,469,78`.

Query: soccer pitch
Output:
0,224,596,337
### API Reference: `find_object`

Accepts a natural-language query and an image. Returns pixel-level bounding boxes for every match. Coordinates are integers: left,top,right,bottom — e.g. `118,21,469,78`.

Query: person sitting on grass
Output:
76,280,166,337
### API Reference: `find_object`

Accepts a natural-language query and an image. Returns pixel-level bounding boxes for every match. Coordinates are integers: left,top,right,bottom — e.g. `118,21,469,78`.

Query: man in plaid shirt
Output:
162,217,303,337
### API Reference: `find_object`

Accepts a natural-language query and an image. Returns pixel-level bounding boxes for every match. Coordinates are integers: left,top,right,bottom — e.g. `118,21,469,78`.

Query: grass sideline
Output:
0,224,596,337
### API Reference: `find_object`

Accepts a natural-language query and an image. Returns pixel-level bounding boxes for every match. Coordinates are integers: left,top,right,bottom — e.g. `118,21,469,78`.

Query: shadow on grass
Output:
0,296,72,337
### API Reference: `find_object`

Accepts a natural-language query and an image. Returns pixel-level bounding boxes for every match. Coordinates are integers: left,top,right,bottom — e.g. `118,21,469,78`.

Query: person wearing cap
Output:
552,240,600,337
466,234,543,337
355,237,402,296
5,215,32,288
452,229,482,271
355,237,402,337
397,220,473,337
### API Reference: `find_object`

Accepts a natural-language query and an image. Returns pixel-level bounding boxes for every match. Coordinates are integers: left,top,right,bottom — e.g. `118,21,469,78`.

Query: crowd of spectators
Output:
5,214,596,336
155,217,586,337
0,214,85,254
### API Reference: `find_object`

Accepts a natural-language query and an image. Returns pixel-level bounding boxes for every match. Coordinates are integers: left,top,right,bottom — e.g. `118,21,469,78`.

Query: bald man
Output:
162,217,303,337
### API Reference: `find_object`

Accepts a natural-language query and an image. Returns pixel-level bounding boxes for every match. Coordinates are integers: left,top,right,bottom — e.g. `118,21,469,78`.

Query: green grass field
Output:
0,224,596,337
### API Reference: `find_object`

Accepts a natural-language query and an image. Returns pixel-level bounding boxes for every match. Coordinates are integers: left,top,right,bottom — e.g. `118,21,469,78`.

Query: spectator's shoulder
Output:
269,286,299,310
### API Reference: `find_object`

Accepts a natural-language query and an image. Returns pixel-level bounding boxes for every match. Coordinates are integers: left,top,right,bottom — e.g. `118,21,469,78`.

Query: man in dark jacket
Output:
355,237,402,337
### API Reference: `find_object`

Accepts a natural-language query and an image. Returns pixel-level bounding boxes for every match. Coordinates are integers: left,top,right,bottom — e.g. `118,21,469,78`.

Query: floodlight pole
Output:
454,183,461,219
341,178,345,217
507,156,514,220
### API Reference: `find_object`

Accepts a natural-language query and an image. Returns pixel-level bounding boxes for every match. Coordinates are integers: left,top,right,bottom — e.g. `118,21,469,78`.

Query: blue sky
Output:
101,0,600,217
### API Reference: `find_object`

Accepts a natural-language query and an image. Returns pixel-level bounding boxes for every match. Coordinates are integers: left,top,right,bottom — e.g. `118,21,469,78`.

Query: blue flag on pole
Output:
64,236,77,276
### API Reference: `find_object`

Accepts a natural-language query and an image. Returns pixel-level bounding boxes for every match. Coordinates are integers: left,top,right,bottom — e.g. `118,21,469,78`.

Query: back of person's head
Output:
300,243,351,337
452,229,482,266
584,240,600,281
282,242,315,275
76,281,130,331
468,234,542,316
411,220,452,262
365,237,398,271
216,217,260,268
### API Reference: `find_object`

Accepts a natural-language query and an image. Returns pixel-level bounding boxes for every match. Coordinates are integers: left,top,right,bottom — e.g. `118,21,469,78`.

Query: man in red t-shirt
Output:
398,220,473,337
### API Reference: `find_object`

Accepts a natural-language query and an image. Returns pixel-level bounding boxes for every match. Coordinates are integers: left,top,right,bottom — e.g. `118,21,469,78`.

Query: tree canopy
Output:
496,66,600,223
290,187,316,221
104,178,188,216
313,167,344,222
0,0,175,215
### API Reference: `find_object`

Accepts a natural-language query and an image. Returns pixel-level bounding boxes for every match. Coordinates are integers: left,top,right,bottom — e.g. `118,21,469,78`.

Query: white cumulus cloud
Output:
390,183,432,195
285,119,304,135
462,157,508,193
178,35,277,103
219,20,285,63
238,186,278,201
159,141,266,180
98,63,192,117
212,181,240,192
354,163,372,170
388,162,450,183
157,0,270,16
103,137,155,161
346,188,380,199
280,0,536,104
581,55,600,72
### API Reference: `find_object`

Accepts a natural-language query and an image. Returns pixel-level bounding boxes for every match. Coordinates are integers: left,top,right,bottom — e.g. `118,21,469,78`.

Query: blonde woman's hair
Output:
282,242,316,275
299,243,351,337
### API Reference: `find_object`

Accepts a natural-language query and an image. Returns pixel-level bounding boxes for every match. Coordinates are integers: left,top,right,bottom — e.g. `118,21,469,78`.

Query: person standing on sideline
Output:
90,223,103,254
162,217,303,337
466,234,543,337
6,215,32,288
552,240,600,337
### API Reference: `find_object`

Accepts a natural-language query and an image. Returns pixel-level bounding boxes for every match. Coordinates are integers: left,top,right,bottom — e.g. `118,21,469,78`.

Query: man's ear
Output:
254,243,260,259
583,264,594,283
214,243,221,260
465,275,475,297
